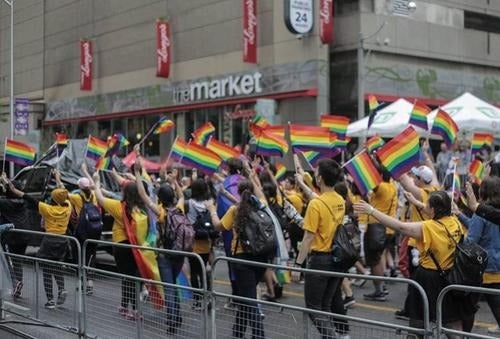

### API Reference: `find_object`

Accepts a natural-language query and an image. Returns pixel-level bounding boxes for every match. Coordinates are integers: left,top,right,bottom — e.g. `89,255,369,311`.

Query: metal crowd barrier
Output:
210,256,433,339
437,284,500,339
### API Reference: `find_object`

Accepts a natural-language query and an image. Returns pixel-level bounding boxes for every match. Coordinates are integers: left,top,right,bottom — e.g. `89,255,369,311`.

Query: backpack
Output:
317,199,359,271
217,174,244,217
162,207,195,252
429,220,488,290
185,200,218,240
235,196,276,257
75,195,103,241
268,200,290,232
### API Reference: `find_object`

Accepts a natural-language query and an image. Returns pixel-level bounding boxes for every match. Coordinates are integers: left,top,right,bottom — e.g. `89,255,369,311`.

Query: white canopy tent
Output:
428,92,500,138
347,98,428,138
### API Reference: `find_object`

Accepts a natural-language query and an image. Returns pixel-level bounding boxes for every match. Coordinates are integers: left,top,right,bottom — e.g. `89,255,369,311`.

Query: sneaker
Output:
343,296,356,308
336,334,351,339
56,289,68,305
86,285,94,296
140,288,149,302
118,306,128,317
192,302,203,311
13,281,23,298
352,278,367,287
390,268,398,278
395,309,409,321
126,310,143,321
261,294,276,302
488,326,500,334
45,300,56,309
382,286,389,296
224,301,237,310
363,291,386,302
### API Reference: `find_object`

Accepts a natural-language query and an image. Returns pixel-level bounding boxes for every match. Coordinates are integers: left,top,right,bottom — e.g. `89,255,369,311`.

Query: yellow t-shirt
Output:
483,272,500,285
69,192,98,217
368,181,398,224
409,185,439,222
39,201,72,235
220,205,244,255
101,198,128,243
286,191,304,215
303,191,345,253
416,216,463,270
350,194,367,225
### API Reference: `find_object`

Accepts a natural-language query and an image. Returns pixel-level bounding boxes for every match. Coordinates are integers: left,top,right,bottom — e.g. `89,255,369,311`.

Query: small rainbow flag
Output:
4,139,36,166
153,117,175,135
332,135,351,150
192,122,216,146
452,173,461,196
366,134,385,153
86,136,108,161
252,115,270,129
469,159,485,182
289,124,333,152
255,129,289,157
320,115,350,138
344,151,382,196
368,94,379,112
431,109,459,147
207,138,240,161
55,132,69,146
409,100,432,131
180,142,222,175
105,133,129,157
275,163,286,180
376,126,420,179
471,133,494,154
96,157,113,170
170,138,188,162
303,149,341,167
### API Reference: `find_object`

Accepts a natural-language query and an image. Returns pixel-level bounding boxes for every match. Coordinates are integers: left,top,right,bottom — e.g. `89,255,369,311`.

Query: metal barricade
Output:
0,229,83,337
82,239,209,339
437,284,500,339
210,256,433,339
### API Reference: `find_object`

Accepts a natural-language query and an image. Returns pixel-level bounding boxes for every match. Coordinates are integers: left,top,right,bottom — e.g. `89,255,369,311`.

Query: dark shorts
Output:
364,223,387,267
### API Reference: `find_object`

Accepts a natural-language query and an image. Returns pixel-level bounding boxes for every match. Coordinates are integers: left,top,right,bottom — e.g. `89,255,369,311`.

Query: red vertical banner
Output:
156,19,171,78
80,39,92,91
243,0,257,64
320,0,334,45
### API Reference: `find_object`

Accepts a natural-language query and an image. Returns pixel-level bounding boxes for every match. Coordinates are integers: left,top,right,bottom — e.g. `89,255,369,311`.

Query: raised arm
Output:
168,169,185,208
204,199,223,231
91,171,107,207
295,173,318,200
53,169,65,189
398,173,422,201
134,159,161,216
81,162,96,188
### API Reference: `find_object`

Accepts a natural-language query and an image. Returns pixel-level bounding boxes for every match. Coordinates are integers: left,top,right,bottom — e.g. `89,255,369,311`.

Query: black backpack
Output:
75,195,103,241
185,200,218,240
236,196,276,258
268,201,290,232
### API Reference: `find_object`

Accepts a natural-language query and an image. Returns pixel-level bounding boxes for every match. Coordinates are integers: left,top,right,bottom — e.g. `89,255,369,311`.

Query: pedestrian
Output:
5,173,71,309
436,142,452,183
292,159,350,339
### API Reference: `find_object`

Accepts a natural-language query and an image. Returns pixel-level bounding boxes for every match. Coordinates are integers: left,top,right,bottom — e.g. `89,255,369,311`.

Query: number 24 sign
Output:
284,0,314,35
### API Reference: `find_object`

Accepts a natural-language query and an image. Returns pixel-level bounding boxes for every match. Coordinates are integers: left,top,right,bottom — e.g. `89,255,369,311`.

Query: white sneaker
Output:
336,334,351,339
488,326,500,334
140,288,149,302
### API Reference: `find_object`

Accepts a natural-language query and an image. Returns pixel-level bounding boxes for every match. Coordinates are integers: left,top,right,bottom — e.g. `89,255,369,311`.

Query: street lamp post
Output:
3,0,14,177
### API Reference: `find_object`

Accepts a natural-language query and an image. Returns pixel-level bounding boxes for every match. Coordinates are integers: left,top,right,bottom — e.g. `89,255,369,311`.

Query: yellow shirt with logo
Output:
101,198,128,243
368,181,398,227
39,201,72,235
303,191,345,253
416,216,463,270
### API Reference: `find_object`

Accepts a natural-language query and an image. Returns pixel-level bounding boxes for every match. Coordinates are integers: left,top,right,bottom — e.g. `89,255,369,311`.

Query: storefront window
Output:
98,121,111,140
145,116,160,158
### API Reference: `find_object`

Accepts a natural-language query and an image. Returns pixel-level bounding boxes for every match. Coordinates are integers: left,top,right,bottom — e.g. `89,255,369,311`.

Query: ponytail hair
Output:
428,191,452,220
234,179,254,230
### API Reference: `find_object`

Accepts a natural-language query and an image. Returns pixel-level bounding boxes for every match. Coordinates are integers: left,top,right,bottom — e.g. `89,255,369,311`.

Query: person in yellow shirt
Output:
7,177,72,310
292,159,349,339
354,191,476,335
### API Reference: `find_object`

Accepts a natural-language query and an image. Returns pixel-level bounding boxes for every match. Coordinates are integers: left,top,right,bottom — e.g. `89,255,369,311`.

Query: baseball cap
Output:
77,177,91,190
411,166,433,184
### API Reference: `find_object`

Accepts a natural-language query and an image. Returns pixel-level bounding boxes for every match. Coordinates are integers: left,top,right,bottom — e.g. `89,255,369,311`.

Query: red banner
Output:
80,40,92,91
320,0,334,44
156,20,171,78
243,0,257,63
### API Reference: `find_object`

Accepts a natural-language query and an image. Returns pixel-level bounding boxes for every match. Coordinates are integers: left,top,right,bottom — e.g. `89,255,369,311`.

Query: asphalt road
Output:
0,249,497,338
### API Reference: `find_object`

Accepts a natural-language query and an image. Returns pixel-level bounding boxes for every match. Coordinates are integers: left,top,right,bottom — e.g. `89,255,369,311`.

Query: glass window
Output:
145,115,160,157
98,121,111,140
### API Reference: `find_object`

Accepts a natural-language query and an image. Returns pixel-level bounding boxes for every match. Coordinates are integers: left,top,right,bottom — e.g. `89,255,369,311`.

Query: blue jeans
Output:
157,255,184,328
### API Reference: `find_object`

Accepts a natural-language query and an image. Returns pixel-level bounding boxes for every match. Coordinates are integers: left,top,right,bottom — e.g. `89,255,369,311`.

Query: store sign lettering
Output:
174,72,262,104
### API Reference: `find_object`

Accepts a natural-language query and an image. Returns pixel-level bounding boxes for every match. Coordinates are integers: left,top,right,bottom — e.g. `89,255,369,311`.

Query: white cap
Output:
411,166,433,184
77,177,91,189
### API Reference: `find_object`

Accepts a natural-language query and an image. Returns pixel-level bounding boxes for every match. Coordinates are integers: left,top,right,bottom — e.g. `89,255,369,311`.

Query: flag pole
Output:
451,161,458,198
163,136,179,167
176,139,191,166
2,138,7,175
32,142,56,168
137,123,157,147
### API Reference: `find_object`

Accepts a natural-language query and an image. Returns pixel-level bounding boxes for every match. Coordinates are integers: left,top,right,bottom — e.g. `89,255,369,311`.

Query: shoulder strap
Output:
316,198,334,217
436,219,461,246
428,249,446,277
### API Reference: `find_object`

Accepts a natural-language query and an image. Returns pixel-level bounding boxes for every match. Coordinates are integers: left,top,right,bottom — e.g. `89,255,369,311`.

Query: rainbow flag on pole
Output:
86,136,108,161
471,132,494,154
55,132,69,146
431,109,459,147
376,126,420,179
452,173,462,197
192,122,216,146
180,142,222,175
153,117,175,135
95,157,113,170
207,138,240,161
275,163,287,180
366,134,385,153
252,115,270,129
367,94,380,128
255,129,289,157
170,138,188,162
303,149,341,167
469,159,485,183
344,151,382,196
409,100,432,131
105,133,129,157
320,115,350,138
289,124,333,152
4,139,36,166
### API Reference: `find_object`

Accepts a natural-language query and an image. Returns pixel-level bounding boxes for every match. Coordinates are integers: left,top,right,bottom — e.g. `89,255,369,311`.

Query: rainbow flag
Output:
252,115,270,129
344,151,382,196
303,149,341,167
170,138,188,162
368,94,379,112
255,129,289,157
4,139,36,166
431,109,459,147
376,126,420,179
332,135,351,150
207,138,240,161
153,117,175,135
180,142,222,175
86,136,108,161
320,115,350,138
469,159,485,182
95,156,113,170
409,100,431,131
105,133,129,157
55,132,69,146
471,133,494,154
192,122,216,146
289,124,333,152
275,163,287,180
452,173,462,196
366,134,385,153
276,269,291,284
